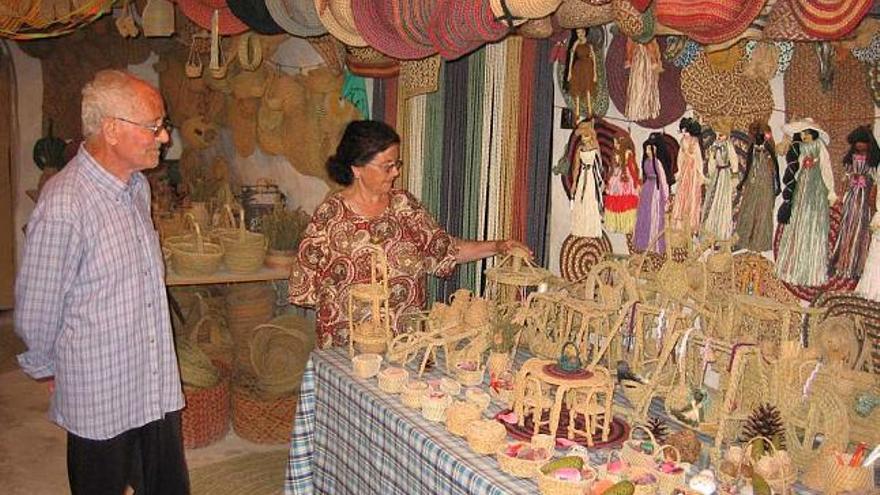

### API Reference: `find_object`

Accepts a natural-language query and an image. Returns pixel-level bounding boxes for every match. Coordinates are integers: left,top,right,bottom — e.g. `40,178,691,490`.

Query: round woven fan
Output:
559,233,612,283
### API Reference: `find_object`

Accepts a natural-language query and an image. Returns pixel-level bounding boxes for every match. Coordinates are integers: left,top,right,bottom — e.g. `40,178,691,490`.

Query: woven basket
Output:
445,401,483,437
218,206,267,273
226,283,275,375
187,305,234,369
177,337,220,389
181,363,231,449
537,464,597,495
466,419,508,455
352,353,383,379
249,314,315,397
454,361,485,387
377,367,409,394
746,437,797,495
401,381,428,408
496,440,553,478
652,445,687,493
231,374,298,445
620,424,659,469
625,466,660,495
421,390,452,422
802,451,874,494
170,220,224,277
464,388,491,412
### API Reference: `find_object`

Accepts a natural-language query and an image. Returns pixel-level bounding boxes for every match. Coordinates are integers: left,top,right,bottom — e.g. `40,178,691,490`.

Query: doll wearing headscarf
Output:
566,121,605,238
604,136,641,234
828,126,879,280
633,133,671,253
701,127,740,241
670,117,706,235
734,122,780,252
775,119,837,286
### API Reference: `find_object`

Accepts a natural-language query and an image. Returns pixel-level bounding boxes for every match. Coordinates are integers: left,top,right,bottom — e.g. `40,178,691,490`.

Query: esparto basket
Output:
620,424,659,469
181,361,231,449
802,450,874,494
445,401,482,437
377,367,408,394
401,380,427,408
652,445,686,493
537,463,597,495
496,441,552,478
249,313,315,397
466,419,507,454
231,373,298,444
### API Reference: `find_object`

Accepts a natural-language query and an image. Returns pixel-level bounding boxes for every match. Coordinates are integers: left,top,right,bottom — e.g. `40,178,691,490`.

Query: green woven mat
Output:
189,449,288,495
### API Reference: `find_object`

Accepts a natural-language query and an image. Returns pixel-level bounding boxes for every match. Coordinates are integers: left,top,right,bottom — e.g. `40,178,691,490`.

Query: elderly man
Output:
15,70,189,495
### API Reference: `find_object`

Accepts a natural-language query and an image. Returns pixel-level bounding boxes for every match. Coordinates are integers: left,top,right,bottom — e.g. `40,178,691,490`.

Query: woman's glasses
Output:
370,159,404,173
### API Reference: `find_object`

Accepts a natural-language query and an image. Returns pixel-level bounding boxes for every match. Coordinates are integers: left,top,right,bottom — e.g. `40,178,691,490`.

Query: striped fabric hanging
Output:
513,38,537,243
422,65,446,303
404,95,427,200
500,36,523,241
458,48,486,293
526,39,555,267
481,41,509,286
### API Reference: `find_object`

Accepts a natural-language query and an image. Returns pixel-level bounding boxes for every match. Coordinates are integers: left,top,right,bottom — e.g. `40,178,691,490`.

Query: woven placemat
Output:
189,449,288,495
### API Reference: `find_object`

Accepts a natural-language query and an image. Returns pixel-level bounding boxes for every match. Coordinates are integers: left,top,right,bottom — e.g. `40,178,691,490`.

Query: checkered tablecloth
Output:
284,348,538,495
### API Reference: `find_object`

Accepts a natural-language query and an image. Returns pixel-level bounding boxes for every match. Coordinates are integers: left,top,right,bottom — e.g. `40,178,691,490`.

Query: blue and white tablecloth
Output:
284,347,537,495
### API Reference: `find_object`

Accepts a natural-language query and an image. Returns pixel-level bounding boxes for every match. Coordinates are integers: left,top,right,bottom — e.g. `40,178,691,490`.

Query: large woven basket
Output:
802,451,874,494
218,206,267,274
181,362,231,449
249,313,315,397
231,374,298,445
226,283,275,374
170,215,224,276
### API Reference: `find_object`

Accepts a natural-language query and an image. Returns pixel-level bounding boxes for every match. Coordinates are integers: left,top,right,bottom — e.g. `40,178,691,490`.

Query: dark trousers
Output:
66,411,190,495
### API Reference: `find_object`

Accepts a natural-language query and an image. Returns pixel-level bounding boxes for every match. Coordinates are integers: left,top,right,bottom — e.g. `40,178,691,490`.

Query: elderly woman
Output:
289,120,528,348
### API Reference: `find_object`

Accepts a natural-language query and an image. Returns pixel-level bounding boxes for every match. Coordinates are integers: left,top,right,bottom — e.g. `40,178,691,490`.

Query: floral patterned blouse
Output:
288,189,459,348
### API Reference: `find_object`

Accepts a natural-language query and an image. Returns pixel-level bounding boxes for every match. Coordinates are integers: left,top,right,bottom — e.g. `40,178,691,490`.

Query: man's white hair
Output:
81,70,151,138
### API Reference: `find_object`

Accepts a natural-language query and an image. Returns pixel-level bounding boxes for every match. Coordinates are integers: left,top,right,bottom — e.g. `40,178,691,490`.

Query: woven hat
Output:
783,118,830,145
142,0,175,37
654,0,765,45
266,0,327,37
227,0,285,34
176,0,248,35
345,45,401,78
428,0,509,61
606,34,686,129
314,0,367,46
488,0,563,19
788,0,873,39
517,15,555,38
554,0,614,28
612,0,654,41
764,0,820,40
351,0,436,60
702,0,776,53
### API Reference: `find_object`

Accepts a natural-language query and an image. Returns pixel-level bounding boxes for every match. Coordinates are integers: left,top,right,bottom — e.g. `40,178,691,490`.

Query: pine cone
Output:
741,403,786,450
646,415,669,443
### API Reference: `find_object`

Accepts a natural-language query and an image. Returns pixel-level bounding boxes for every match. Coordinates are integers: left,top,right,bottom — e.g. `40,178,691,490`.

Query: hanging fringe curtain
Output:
422,66,445,302
527,39,555,267
458,48,485,293
513,38,537,244
404,95,427,200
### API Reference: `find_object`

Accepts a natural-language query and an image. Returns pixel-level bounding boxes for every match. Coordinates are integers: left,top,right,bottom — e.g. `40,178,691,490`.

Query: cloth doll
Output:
565,120,605,238
633,133,671,253
701,128,740,241
734,121,780,252
670,117,706,235
564,28,598,117
624,38,662,121
603,135,641,234
775,119,837,286
828,125,879,279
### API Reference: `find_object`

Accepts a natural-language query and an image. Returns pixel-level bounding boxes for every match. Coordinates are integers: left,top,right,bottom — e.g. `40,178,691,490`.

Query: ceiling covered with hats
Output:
6,0,880,299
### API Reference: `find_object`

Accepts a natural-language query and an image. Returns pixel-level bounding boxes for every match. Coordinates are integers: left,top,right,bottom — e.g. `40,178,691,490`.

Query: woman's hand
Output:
495,239,533,259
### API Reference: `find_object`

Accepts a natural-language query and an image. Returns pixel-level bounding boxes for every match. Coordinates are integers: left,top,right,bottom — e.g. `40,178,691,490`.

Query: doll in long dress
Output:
775,119,837,286
828,126,879,280
670,117,706,235
633,133,671,253
701,129,739,241
565,28,598,117
604,136,641,234
565,121,605,238
734,122,780,252
856,171,880,300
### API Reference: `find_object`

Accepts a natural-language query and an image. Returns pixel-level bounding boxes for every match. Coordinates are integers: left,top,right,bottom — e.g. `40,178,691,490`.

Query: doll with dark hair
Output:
828,125,879,279
670,117,706,235
775,119,837,286
734,121,780,252
564,28,599,117
701,123,740,241
633,133,671,253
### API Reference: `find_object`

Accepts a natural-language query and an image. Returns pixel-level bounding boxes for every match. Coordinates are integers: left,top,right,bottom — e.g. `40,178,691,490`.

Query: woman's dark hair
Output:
326,120,401,185
679,117,702,137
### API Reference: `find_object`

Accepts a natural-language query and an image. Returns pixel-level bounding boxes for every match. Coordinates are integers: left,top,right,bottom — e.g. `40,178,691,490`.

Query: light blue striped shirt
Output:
16,146,184,440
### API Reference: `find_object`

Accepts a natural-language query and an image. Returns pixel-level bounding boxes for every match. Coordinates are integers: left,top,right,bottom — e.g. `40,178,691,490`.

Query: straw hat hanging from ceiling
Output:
227,0,285,34
654,0,765,45
345,45,401,78
266,0,327,37
554,0,614,29
177,0,249,35
488,0,563,20
427,0,509,61
351,0,436,60
314,0,367,46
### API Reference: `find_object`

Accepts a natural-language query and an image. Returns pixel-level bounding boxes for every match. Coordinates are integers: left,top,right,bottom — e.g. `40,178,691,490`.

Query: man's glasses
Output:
370,159,404,173
113,116,173,137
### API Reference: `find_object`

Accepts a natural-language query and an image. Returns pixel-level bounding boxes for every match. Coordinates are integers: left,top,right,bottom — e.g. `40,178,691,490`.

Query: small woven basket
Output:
421,390,451,422
231,374,298,445
454,361,486,387
466,420,507,455
746,437,797,495
401,381,427,408
377,367,409,394
218,207,267,274
496,440,553,478
445,401,483,437
537,464,597,495
620,424,660,470
652,445,687,493
181,362,231,449
170,228,224,277
802,451,874,494
352,353,383,379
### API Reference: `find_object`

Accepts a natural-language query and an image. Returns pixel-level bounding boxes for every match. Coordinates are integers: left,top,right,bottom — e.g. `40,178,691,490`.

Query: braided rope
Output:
406,94,427,199
500,36,523,241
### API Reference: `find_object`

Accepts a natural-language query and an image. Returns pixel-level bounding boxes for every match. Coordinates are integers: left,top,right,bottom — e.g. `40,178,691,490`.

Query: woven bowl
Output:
537,464,597,495
352,353,383,379
454,360,485,387
401,380,428,408
496,441,552,478
466,419,508,455
377,366,408,394
421,390,452,422
446,400,483,437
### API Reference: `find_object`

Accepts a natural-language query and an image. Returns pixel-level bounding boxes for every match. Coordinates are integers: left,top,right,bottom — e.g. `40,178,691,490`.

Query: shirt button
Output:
147,303,152,308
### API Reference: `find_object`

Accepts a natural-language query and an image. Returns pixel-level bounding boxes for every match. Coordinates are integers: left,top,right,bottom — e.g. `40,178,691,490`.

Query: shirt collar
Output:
77,145,144,202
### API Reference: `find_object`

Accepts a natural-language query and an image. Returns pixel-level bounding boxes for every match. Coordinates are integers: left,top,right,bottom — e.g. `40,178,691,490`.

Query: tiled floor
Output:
0,310,287,494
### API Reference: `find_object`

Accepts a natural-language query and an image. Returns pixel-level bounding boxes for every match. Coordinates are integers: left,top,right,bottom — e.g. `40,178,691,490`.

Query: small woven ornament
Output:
741,403,786,453
664,428,702,464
